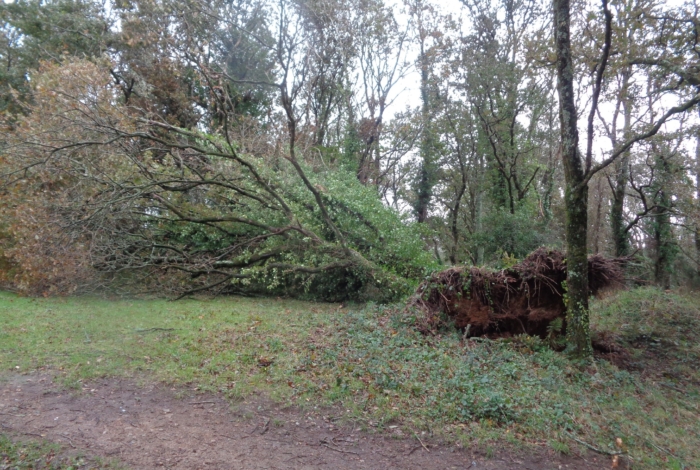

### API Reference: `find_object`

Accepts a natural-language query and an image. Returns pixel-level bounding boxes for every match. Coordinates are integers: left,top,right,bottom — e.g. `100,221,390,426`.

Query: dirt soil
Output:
0,374,606,469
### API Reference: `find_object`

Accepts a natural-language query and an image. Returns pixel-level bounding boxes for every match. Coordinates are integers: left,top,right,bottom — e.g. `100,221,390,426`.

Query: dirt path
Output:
0,374,601,469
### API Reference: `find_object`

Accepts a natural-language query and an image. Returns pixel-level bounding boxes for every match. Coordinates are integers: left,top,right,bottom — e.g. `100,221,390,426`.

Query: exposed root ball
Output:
406,248,625,338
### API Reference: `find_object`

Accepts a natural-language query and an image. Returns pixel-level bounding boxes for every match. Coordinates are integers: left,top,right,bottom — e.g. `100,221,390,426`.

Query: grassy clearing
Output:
0,434,123,469
0,288,698,468
0,293,339,398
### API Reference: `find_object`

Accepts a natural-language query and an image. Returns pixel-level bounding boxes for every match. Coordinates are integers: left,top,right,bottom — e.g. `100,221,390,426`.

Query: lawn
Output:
0,288,698,469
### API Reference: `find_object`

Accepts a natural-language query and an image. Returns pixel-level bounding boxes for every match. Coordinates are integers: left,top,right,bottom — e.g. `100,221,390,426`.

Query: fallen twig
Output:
189,401,217,405
407,445,421,456
659,382,685,394
562,431,625,456
135,328,177,333
260,418,270,435
59,433,76,449
631,431,682,462
413,431,430,453
320,440,359,455
650,442,680,460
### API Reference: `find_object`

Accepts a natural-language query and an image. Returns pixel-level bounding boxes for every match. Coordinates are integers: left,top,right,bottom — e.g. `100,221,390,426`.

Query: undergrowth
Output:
0,288,698,469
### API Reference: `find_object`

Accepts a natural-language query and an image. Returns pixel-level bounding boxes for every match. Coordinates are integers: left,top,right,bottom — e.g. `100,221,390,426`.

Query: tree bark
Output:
610,74,632,257
592,176,603,254
653,198,672,289
652,152,674,289
415,40,433,223
449,170,467,265
553,0,592,358
610,161,629,256
695,110,700,276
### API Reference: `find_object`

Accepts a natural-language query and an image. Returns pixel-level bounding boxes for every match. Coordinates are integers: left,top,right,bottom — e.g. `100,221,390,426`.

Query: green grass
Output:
0,434,123,469
592,287,700,384
0,293,340,397
0,288,698,469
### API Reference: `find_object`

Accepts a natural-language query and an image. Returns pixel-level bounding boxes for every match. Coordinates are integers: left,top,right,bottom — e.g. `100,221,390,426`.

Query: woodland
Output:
1,0,700,359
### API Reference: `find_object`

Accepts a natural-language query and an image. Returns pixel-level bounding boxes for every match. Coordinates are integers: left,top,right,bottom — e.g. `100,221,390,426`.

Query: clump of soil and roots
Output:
407,248,625,338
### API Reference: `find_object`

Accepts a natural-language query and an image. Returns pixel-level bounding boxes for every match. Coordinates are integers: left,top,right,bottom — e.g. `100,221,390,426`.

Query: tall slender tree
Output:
553,0,700,357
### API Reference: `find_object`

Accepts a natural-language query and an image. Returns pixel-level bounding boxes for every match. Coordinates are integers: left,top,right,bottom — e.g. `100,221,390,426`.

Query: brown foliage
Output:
0,194,94,296
0,60,117,295
406,248,625,338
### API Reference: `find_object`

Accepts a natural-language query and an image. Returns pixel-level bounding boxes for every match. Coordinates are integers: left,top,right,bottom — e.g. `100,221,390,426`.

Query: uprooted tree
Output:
406,248,624,340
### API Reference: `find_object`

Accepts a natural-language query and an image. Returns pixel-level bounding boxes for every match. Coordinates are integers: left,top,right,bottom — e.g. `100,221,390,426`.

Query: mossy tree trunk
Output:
554,0,592,358
551,0,700,357
652,198,673,289
563,184,592,357
651,151,676,289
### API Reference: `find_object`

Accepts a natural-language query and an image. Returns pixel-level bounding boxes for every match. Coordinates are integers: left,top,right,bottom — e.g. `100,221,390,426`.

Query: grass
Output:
0,294,339,397
0,288,698,469
0,434,123,469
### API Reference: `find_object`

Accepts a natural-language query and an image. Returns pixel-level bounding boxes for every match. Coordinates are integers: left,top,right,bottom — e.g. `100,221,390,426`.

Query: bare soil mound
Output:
407,248,624,338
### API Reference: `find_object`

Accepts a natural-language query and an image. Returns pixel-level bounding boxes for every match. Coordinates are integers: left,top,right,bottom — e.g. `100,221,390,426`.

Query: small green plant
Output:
546,317,565,348
500,252,519,269
549,439,570,455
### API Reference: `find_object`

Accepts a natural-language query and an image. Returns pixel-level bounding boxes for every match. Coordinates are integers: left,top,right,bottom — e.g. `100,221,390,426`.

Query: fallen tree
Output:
406,248,625,338
1,60,434,301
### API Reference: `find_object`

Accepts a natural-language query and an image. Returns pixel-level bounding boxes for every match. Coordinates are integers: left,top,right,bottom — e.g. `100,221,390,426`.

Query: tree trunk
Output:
653,152,675,289
564,183,591,357
449,178,467,265
610,79,632,257
415,165,431,223
592,176,603,254
415,40,433,223
653,198,672,289
610,162,629,256
474,152,485,265
554,0,592,358
695,111,700,276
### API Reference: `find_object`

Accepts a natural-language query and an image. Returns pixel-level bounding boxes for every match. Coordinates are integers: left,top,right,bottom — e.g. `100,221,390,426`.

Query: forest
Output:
2,0,700,467
2,0,700,360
